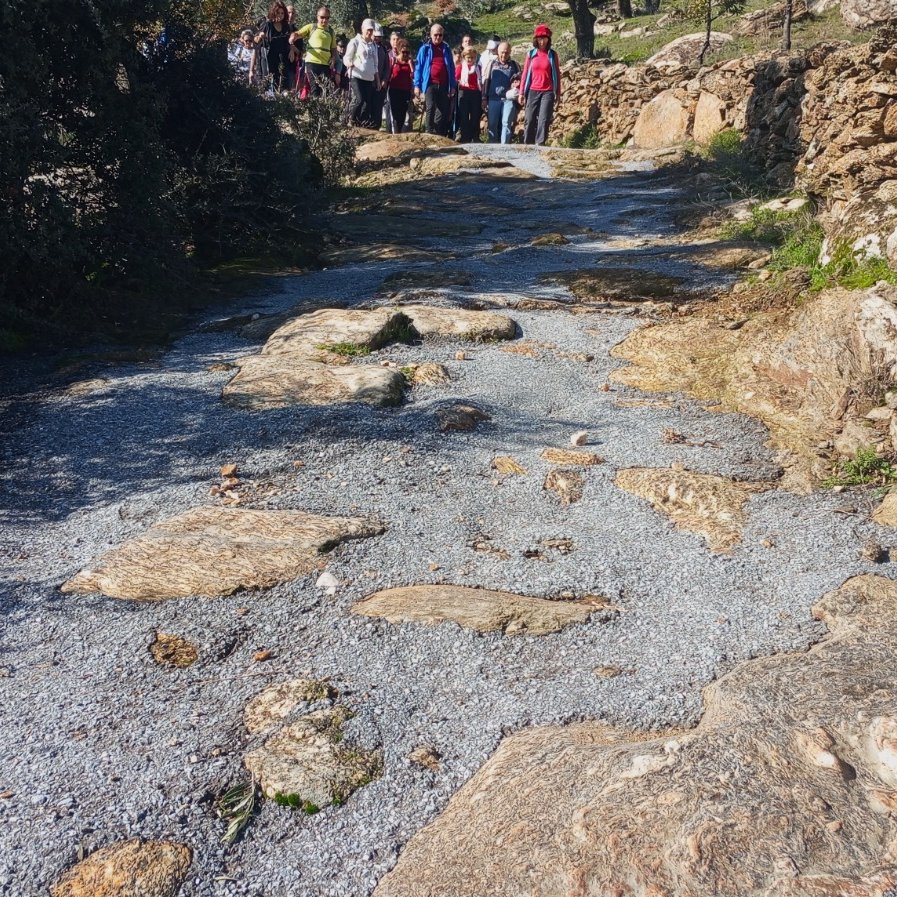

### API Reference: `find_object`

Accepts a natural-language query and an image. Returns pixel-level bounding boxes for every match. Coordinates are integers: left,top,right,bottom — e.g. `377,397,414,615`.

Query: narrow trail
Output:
0,145,886,896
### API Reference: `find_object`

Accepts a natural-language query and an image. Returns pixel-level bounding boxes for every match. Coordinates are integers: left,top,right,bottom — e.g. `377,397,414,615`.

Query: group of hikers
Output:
229,1,563,145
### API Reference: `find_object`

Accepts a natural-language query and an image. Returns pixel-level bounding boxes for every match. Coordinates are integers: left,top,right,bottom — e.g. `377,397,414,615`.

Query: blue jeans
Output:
488,98,518,144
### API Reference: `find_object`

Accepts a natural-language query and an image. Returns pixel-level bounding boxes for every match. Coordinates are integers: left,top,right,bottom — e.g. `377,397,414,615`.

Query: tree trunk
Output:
644,0,661,12
698,0,712,65
618,0,633,18
567,0,596,57
782,0,793,50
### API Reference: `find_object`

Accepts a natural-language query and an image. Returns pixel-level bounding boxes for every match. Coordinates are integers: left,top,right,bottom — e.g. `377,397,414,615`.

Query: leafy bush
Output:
823,447,897,488
1,0,325,346
560,123,602,149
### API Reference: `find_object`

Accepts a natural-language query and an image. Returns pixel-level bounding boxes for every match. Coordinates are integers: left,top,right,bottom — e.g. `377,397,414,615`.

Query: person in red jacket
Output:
520,23,561,146
388,39,414,133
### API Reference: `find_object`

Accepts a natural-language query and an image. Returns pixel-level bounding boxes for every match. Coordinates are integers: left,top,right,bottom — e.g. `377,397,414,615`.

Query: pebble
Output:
570,430,589,446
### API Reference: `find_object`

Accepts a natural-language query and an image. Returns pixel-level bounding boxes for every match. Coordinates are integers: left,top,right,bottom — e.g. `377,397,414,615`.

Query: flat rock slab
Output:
374,575,897,897
244,678,336,735
61,507,384,600
873,491,897,527
244,705,380,807
321,244,449,266
615,467,766,552
149,632,198,668
224,306,515,410
543,267,689,303
352,585,600,635
51,838,191,897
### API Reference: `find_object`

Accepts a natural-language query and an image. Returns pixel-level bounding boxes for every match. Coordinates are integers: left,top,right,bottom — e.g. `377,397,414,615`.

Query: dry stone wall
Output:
557,26,897,258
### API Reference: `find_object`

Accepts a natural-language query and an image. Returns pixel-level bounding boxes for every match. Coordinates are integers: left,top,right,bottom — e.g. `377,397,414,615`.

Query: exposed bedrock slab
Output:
352,585,602,635
244,678,337,736
244,704,381,807
61,507,383,601
374,575,897,897
223,306,516,410
51,838,191,897
615,467,767,552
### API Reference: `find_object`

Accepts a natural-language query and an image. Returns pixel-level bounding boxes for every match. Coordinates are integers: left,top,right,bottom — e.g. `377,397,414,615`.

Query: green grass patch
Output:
822,447,897,488
273,793,321,814
316,341,371,357
559,123,603,150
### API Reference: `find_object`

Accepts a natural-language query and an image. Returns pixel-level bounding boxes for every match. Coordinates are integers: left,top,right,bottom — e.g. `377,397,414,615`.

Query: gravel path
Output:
0,149,887,896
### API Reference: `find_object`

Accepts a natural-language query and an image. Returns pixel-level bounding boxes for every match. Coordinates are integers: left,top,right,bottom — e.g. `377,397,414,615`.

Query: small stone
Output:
866,406,893,422
409,745,442,772
316,571,340,594
570,430,589,446
428,563,441,571
825,819,843,833
150,632,198,669
757,269,772,281
236,606,249,616
885,390,897,410
253,649,274,662
594,664,625,678
860,541,889,563
455,351,467,361
220,463,238,478
761,538,775,548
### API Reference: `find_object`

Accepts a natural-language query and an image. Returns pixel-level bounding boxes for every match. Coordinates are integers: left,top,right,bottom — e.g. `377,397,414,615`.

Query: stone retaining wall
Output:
557,25,897,260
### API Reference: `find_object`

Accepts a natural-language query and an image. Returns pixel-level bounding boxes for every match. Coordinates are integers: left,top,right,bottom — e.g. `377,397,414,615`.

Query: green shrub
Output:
560,124,602,150
823,447,897,488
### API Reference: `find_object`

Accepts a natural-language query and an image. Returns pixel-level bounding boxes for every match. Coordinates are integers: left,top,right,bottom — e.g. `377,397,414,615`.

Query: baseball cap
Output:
534,23,552,37
486,39,498,49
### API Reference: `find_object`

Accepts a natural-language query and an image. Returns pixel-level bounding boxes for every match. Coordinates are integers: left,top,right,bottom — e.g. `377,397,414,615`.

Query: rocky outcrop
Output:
646,32,733,69
735,0,807,34
52,839,191,897
611,283,897,489
841,0,897,27
615,467,767,551
223,306,515,411
61,507,383,600
352,585,603,635
631,89,690,148
374,574,897,897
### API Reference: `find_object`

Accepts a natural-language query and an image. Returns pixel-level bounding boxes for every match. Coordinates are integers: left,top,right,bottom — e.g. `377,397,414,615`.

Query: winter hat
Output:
486,38,498,50
534,23,552,38
361,18,375,31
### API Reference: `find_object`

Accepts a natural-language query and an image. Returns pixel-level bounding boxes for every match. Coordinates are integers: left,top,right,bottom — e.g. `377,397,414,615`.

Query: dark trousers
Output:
349,77,376,127
370,86,387,131
305,62,331,95
268,50,294,91
524,90,555,146
388,88,411,133
457,89,482,143
425,83,451,136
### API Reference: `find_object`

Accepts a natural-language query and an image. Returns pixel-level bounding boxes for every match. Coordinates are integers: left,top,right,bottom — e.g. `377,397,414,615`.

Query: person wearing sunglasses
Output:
296,6,337,95
413,24,457,137
388,38,415,133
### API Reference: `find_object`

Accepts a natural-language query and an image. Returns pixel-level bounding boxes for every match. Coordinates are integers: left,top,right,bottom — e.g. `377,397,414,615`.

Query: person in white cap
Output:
479,37,499,80
344,18,381,127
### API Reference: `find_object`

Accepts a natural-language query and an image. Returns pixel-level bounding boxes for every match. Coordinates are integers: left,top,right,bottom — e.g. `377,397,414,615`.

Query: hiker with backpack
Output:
520,24,561,146
296,6,337,96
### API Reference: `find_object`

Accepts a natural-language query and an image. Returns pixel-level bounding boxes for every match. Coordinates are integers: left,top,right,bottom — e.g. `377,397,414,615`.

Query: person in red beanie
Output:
520,23,561,146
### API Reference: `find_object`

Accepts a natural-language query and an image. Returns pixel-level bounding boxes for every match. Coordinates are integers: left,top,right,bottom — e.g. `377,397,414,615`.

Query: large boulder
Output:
692,91,728,144
646,32,733,69
842,0,897,27
374,574,897,897
631,90,690,149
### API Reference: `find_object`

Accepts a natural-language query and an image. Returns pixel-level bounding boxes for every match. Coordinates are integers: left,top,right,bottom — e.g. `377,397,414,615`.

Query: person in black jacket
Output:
255,0,298,92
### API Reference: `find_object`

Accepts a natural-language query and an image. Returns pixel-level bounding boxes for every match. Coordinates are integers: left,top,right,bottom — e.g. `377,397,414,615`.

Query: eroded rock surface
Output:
615,467,765,552
51,839,191,897
375,575,897,897
352,585,601,635
244,704,380,807
224,306,515,410
244,678,336,735
61,507,383,600
149,632,198,668
611,283,897,489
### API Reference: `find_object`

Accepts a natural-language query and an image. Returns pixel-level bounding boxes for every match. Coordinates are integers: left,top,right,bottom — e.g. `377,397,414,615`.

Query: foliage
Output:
317,341,371,356
822,448,897,488
559,123,602,149
702,129,769,198
0,0,325,347
217,778,257,844
273,792,321,813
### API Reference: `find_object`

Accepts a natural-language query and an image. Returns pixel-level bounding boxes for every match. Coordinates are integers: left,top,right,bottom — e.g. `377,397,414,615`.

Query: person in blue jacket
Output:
413,24,457,137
